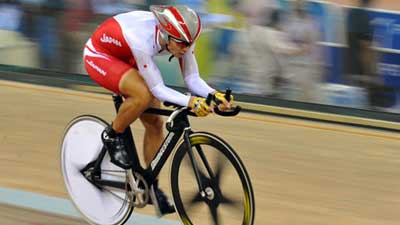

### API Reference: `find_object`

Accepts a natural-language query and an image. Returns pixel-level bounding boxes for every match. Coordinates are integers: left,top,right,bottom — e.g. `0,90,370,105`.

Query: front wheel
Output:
60,115,133,225
170,132,255,225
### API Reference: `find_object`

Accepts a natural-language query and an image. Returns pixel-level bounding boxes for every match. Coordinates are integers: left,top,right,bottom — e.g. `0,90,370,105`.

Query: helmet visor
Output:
169,36,191,47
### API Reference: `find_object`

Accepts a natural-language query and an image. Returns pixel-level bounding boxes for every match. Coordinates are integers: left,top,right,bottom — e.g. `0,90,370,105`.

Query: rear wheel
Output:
170,132,255,225
60,115,133,225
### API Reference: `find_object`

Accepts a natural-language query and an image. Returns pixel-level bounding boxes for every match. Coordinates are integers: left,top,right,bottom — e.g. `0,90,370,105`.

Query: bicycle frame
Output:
82,95,206,194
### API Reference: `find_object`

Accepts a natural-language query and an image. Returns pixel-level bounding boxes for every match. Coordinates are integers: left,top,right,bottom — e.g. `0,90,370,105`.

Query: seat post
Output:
112,94,123,113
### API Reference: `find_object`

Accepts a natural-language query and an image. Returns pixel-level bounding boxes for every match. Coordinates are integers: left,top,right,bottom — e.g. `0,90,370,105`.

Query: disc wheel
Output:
60,115,133,225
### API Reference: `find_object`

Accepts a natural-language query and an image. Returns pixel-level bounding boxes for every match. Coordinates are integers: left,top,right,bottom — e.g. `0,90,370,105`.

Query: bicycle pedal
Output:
149,186,162,217
149,185,176,217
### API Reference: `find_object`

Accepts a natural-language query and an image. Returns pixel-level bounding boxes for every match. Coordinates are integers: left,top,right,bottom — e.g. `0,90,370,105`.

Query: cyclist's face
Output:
168,37,191,57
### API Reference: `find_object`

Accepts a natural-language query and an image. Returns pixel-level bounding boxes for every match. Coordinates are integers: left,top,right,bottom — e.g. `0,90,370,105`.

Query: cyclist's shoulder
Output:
114,11,157,55
114,10,155,36
114,11,155,27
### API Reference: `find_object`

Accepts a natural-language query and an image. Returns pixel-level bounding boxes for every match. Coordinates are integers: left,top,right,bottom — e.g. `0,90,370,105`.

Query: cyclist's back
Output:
87,11,162,67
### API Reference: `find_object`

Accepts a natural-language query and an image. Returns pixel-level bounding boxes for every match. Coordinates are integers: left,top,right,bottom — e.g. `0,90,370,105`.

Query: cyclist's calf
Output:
140,112,164,165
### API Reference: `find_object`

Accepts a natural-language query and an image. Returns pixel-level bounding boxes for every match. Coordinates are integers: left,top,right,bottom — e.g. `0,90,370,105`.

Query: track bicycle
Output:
60,90,255,225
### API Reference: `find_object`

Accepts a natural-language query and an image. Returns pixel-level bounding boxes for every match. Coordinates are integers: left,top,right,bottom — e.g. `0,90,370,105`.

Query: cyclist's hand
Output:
189,96,213,117
213,92,234,111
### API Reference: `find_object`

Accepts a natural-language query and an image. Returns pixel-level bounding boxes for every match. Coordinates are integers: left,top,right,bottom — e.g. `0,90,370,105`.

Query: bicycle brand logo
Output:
100,33,122,47
151,132,174,170
86,59,107,76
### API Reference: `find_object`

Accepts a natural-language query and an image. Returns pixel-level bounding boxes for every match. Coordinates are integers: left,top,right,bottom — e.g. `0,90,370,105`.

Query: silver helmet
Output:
150,5,202,45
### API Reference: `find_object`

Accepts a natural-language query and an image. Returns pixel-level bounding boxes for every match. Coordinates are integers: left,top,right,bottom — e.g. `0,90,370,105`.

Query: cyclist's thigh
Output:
118,68,152,100
84,51,131,94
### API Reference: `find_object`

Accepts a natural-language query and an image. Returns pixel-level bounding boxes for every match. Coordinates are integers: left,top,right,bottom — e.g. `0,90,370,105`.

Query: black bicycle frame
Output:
85,95,206,192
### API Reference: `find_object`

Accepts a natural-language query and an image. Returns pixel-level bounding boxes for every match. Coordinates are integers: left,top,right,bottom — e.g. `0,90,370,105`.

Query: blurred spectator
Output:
263,9,307,97
238,0,278,26
283,0,323,102
0,0,39,67
38,0,64,69
344,0,396,109
19,0,64,69
344,0,376,86
91,0,136,15
60,0,93,73
19,1,38,40
0,0,22,31
217,8,304,97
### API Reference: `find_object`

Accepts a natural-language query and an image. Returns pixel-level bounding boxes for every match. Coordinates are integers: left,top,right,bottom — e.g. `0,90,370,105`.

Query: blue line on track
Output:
0,186,180,225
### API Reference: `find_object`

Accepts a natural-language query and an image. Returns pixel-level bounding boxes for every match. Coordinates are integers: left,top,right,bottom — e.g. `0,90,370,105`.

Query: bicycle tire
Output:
170,131,255,225
60,115,133,225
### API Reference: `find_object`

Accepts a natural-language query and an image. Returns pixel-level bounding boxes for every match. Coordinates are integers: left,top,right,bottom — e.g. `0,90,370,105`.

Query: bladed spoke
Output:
220,194,242,211
214,154,228,186
209,204,220,225
183,191,204,213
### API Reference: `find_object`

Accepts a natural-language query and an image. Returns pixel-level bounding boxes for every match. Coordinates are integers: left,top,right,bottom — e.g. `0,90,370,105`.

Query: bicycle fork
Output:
183,129,209,199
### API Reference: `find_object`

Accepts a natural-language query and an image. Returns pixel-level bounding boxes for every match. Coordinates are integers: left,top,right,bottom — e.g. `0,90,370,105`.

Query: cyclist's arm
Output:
179,44,216,97
134,50,191,106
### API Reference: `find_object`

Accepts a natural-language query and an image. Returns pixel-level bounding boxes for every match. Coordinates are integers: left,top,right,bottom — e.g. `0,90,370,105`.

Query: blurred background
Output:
1,1,400,225
1,0,400,113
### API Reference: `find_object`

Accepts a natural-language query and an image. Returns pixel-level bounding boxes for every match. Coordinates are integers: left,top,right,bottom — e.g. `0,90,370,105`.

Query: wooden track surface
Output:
0,80,399,225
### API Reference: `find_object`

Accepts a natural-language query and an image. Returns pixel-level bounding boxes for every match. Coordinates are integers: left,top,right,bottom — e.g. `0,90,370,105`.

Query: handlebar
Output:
164,89,241,117
163,89,240,132
214,105,241,116
209,88,241,116
225,89,232,101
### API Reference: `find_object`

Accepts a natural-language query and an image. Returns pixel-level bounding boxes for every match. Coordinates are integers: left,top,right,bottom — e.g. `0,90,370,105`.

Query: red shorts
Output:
83,45,131,94
83,18,137,94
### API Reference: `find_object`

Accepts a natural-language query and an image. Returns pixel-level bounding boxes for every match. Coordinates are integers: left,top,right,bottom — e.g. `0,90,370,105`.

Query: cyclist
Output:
83,5,233,216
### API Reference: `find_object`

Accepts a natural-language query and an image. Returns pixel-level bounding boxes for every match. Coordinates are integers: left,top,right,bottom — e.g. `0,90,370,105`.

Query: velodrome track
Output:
0,80,399,225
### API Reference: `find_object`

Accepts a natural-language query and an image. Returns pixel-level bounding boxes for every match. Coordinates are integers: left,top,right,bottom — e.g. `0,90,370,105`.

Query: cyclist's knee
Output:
126,87,152,103
134,92,153,109
121,84,153,111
